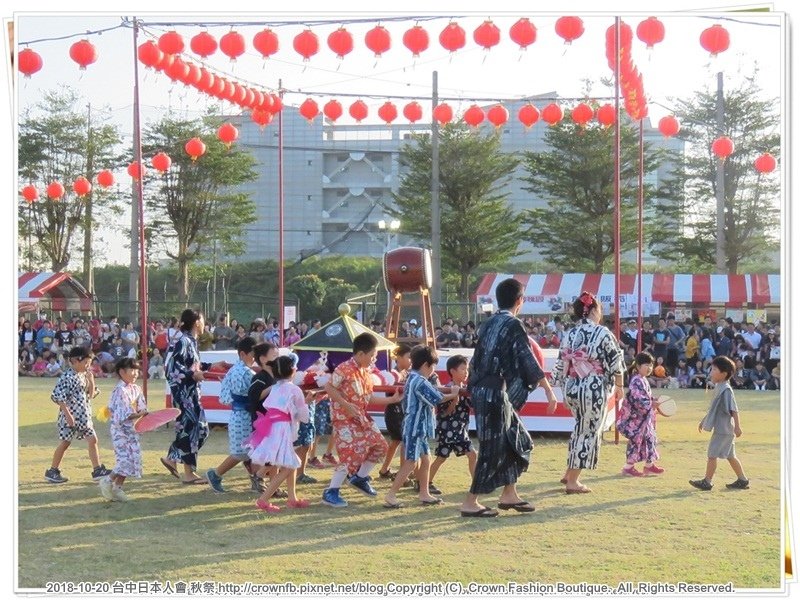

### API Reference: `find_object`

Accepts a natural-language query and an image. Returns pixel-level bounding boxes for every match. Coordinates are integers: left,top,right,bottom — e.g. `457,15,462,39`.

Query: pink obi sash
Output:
244,409,291,449
562,349,604,378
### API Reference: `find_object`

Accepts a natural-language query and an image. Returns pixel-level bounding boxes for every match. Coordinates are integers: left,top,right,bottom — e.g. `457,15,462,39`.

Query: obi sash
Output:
244,409,291,450
231,393,249,411
562,349,603,378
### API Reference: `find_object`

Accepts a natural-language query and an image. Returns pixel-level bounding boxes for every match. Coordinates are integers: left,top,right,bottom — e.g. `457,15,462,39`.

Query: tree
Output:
18,88,122,271
390,124,521,299
287,274,327,320
519,117,671,272
142,115,258,302
650,73,780,272
318,278,359,323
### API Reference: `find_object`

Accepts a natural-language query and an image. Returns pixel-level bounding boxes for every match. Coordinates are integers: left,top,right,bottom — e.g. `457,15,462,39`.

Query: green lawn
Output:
17,377,783,590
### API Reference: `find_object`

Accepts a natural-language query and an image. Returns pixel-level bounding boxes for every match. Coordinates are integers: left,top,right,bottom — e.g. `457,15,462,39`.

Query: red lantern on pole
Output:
403,101,423,123
636,17,665,48
158,31,185,55
365,25,391,57
299,98,320,123
96,170,115,188
127,162,145,180
473,20,501,51
251,110,273,129
432,103,453,125
253,29,280,59
21,185,39,203
754,153,776,173
439,22,466,53
700,24,730,56
323,99,343,122
711,136,734,159
378,101,398,124
220,31,246,61
487,104,509,128
18,48,43,77
463,105,485,128
555,16,584,44
72,176,92,197
293,29,319,61
658,115,680,138
69,39,97,70
403,25,429,57
509,18,537,50
327,27,354,59
190,31,217,58
151,152,172,173
571,102,594,126
596,104,616,127
185,138,207,161
217,123,239,148
47,181,65,200
518,104,540,128
541,103,563,126
349,100,368,122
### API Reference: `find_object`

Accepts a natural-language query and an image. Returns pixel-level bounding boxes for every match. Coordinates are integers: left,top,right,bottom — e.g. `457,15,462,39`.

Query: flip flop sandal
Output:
255,498,281,513
497,501,536,512
460,507,499,518
160,457,179,479
420,498,443,505
383,501,404,509
181,477,208,485
286,498,310,509
565,486,592,494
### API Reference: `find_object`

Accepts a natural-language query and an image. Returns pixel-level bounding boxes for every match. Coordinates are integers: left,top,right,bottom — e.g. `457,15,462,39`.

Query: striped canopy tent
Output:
474,273,780,314
18,272,93,313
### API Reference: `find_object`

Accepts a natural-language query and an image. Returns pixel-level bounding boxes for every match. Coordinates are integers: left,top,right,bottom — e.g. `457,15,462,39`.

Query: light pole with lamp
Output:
378,219,401,320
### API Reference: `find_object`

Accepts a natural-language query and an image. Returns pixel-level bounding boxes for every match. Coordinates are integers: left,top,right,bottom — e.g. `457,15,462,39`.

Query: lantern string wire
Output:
20,23,128,45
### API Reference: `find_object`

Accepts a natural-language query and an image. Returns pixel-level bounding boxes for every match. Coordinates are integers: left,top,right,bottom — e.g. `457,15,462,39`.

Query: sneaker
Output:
429,482,443,496
297,473,318,484
250,474,266,494
726,478,750,490
689,478,713,491
621,465,644,477
91,464,112,481
111,485,129,502
322,453,339,467
643,464,665,475
307,457,325,469
402,477,417,489
99,476,113,500
378,469,395,480
206,469,226,493
349,474,378,497
44,467,68,484
321,487,348,508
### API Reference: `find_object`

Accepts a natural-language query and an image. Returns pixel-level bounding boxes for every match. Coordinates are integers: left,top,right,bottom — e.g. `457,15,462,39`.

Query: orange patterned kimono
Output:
330,358,388,475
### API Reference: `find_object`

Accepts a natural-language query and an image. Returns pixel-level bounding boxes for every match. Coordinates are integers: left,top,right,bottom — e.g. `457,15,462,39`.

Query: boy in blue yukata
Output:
382,345,459,509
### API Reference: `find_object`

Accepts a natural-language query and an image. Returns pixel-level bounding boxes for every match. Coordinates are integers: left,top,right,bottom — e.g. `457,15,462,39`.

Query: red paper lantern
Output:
365,25,391,57
754,153,776,174
403,25,429,57
72,176,92,197
210,77,226,98
463,105,485,128
165,57,190,83
378,101,398,124
158,31,185,55
242,88,256,108
700,24,730,56
220,31,246,61
196,68,213,92
47,181,65,200
596,104,616,127
183,63,202,87
221,79,235,101
21,185,39,202
403,101,423,123
541,103,563,126
473,20,501,50
251,109,273,128
231,83,247,105
636,17,665,48
253,29,280,59
269,94,283,113
349,100,368,122
555,16,584,44
432,103,453,125
217,123,239,147
323,100,343,122
293,29,319,61
154,53,174,73
96,170,115,188
151,152,172,173
299,98,320,123
571,102,594,126
658,115,680,138
18,48,43,77
487,104,509,128
69,39,97,70
327,27,354,59
185,138,207,161
439,22,466,53
711,136,734,159
190,31,218,58
518,104,540,128
509,18,537,50
127,162,145,180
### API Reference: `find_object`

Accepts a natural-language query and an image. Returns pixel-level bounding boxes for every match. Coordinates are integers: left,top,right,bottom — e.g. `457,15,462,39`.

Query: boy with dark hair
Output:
690,356,749,491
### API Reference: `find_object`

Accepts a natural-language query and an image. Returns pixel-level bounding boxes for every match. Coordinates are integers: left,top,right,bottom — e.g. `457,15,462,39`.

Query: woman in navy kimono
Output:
160,309,229,484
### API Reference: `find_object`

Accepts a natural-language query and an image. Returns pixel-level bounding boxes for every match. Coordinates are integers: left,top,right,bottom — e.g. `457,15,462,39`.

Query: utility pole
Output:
129,108,139,323
431,70,441,323
83,102,95,301
715,71,727,273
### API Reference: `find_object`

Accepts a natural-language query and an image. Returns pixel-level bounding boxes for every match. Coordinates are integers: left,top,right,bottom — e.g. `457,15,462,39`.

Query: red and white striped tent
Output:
475,273,780,314
18,272,93,313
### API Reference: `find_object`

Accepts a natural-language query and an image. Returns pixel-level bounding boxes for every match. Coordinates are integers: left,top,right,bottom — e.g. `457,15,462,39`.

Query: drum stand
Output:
384,287,436,348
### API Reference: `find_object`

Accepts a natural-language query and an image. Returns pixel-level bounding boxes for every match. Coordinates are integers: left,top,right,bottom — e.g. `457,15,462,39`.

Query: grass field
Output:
17,377,782,590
